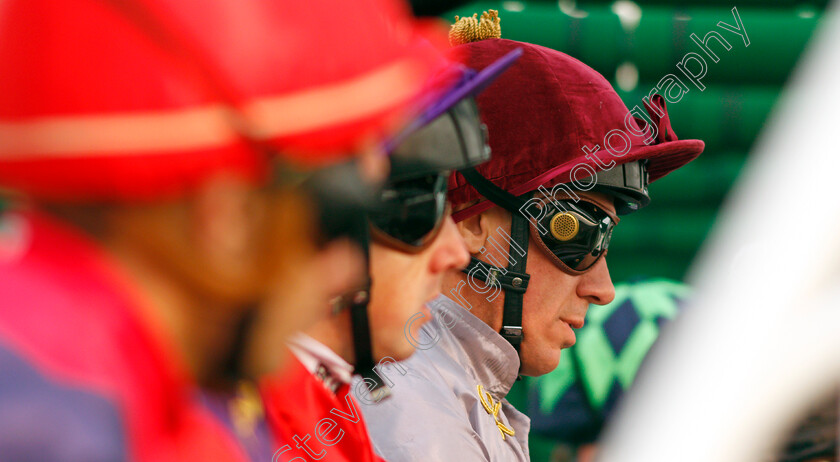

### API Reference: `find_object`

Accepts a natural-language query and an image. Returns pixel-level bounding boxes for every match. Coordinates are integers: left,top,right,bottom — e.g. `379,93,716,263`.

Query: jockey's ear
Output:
454,204,509,256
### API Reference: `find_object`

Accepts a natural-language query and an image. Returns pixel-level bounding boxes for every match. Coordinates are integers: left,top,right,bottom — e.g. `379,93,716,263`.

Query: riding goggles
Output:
370,96,489,252
369,170,450,252
367,51,527,253
530,199,618,273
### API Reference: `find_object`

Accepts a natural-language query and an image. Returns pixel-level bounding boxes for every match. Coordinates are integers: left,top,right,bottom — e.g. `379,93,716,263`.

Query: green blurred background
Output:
440,2,824,459
442,0,824,282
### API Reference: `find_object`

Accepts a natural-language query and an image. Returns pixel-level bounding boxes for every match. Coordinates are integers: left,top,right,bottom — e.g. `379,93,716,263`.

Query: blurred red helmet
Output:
0,0,447,202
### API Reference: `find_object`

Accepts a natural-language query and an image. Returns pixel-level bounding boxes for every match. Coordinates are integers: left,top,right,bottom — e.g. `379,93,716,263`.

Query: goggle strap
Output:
459,167,527,215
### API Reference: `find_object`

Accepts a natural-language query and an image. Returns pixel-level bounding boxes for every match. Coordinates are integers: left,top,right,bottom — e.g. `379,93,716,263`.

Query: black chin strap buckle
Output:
358,368,392,400
501,325,523,347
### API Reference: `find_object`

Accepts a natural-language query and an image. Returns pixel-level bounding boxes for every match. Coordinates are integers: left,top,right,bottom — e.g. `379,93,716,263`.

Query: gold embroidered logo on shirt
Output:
477,384,515,440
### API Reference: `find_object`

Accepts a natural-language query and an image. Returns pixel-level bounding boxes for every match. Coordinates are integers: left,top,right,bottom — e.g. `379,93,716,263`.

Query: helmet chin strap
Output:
349,282,390,396
461,213,530,352
343,223,393,400
459,168,533,358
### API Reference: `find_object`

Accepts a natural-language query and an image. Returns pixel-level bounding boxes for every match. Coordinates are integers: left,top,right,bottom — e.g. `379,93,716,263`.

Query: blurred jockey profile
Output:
0,0,447,460
261,47,522,462
360,11,705,461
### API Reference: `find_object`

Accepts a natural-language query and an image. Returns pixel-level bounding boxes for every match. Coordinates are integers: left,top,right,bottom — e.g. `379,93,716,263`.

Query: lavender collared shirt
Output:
357,294,531,461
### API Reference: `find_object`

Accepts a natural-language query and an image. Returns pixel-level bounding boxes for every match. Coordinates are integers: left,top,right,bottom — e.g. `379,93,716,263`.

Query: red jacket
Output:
262,357,385,462
0,209,280,461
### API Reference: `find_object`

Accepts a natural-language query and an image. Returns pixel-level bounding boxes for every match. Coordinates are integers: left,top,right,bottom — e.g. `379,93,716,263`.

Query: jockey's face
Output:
443,191,617,377
367,214,470,362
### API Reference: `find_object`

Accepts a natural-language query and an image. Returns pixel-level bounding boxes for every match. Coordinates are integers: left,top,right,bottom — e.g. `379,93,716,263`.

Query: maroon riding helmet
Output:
447,36,704,353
